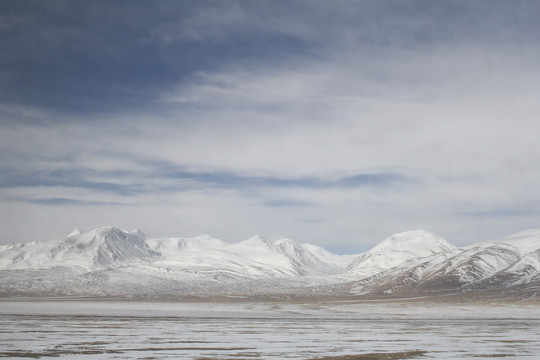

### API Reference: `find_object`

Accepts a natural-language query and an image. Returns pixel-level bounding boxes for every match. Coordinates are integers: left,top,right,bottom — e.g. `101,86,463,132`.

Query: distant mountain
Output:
345,229,540,299
144,234,348,278
0,226,159,270
0,226,539,300
344,230,455,278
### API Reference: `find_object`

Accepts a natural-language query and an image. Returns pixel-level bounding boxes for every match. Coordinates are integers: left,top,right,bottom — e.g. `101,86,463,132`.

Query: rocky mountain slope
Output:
0,226,159,270
0,226,539,300
344,229,540,299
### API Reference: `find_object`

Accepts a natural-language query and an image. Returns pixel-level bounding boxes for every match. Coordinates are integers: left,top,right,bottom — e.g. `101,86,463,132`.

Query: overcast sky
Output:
1,0,540,252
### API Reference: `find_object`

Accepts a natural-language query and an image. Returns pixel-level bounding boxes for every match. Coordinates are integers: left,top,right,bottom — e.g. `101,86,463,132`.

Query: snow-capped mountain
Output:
0,227,354,297
144,234,348,279
0,226,159,270
1,226,539,300
347,229,540,298
345,230,455,279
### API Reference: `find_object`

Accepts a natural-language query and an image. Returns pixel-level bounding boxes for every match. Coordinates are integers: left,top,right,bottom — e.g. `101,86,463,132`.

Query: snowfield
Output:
1,226,540,299
1,299,539,360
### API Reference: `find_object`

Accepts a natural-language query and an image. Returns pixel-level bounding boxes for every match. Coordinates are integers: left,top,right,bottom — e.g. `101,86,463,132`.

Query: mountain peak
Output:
345,230,455,278
274,238,298,247
492,229,540,256
188,234,228,249
192,233,216,242
370,230,455,255
68,228,82,237
239,235,273,247
89,225,123,236
130,228,147,238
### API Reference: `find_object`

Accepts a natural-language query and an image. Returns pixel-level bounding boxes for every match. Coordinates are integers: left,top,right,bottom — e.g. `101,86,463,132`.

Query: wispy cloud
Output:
257,199,313,208
1,161,410,199
457,209,540,218
23,198,125,207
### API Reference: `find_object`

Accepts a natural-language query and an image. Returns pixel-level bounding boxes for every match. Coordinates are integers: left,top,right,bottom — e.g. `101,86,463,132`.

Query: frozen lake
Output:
1,299,539,359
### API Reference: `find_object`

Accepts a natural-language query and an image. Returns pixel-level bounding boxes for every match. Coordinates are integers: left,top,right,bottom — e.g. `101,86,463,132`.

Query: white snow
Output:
67,228,82,237
144,234,350,279
1,226,540,298
345,230,456,279
492,228,540,256
0,226,157,270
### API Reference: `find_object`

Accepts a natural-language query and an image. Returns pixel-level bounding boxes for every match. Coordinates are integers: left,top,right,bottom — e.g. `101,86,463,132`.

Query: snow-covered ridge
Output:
0,227,352,276
488,228,540,256
347,229,540,297
0,226,158,270
1,227,540,299
144,234,351,277
345,230,456,278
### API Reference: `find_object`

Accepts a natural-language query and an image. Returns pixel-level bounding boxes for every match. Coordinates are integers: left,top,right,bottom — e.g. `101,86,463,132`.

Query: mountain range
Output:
1,226,539,300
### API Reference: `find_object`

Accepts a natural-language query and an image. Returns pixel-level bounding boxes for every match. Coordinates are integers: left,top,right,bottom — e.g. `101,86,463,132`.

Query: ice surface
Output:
1,300,539,360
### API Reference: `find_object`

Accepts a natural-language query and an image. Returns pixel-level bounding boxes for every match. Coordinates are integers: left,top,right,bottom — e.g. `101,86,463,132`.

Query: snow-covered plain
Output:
1,299,539,359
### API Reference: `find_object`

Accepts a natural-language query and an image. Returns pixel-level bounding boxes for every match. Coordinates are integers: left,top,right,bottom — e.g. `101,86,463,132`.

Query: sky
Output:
1,0,540,253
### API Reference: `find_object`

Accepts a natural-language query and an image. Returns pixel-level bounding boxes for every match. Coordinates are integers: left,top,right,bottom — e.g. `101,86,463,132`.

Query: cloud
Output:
150,2,314,43
257,199,313,208
25,198,125,207
1,155,410,201
1,1,540,250
457,209,540,218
